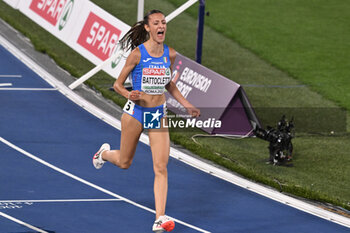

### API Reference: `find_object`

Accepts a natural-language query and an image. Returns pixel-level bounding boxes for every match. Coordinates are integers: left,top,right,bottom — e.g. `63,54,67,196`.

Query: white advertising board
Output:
18,0,131,79
18,0,85,43
66,0,130,78
3,0,21,9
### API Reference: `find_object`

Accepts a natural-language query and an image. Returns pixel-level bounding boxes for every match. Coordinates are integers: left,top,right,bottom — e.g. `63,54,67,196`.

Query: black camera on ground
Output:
254,115,294,165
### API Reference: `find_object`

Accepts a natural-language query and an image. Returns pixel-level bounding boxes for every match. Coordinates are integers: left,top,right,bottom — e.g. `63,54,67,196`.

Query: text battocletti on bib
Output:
141,67,171,94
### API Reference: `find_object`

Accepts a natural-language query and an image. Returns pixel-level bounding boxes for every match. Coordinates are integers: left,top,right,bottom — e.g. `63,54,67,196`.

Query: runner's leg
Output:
148,121,170,219
102,113,143,169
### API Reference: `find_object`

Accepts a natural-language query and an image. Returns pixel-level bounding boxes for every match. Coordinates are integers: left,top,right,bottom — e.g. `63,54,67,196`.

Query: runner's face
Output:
145,13,167,43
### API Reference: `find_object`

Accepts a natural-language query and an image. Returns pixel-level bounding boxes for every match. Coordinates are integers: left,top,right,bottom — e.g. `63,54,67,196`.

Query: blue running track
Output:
0,43,349,233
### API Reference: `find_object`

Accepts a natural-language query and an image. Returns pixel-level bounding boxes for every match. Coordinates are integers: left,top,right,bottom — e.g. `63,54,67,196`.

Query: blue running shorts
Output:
123,100,167,129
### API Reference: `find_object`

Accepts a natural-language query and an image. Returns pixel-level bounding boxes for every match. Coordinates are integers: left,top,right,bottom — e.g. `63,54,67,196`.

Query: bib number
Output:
123,100,135,115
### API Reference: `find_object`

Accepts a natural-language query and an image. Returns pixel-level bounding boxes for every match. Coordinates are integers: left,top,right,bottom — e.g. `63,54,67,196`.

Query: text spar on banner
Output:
18,0,131,79
18,0,78,41
73,1,131,79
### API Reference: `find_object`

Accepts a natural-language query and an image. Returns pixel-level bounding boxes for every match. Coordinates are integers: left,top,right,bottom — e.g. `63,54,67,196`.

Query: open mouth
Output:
157,31,164,36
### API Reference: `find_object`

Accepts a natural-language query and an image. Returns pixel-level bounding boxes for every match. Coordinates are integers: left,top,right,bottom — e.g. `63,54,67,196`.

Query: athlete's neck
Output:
144,40,164,57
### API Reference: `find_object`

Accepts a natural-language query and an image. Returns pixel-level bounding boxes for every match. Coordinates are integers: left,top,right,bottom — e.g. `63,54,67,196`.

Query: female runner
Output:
93,10,200,232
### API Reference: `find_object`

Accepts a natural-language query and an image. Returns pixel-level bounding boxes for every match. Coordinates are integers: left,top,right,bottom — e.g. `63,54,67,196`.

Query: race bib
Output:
141,67,171,94
123,99,135,115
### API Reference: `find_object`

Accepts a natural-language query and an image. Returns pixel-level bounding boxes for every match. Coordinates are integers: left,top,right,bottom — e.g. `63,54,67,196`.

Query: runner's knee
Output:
119,161,132,169
118,154,133,169
153,162,168,175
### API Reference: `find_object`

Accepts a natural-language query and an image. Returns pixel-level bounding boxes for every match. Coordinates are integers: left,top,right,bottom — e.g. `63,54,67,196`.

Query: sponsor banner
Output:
68,0,130,78
76,11,122,61
166,53,259,135
167,54,239,109
3,0,21,9
18,0,130,79
18,0,83,42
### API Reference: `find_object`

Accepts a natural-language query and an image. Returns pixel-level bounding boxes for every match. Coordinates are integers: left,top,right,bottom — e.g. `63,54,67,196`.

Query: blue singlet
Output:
123,43,171,128
129,43,172,95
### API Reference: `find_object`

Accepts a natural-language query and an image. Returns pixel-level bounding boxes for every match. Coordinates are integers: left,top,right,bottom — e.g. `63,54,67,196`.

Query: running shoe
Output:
92,143,110,169
152,215,175,232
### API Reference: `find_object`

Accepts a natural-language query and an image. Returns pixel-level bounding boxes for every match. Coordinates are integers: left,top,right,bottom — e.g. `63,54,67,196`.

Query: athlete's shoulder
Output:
126,47,141,66
166,45,176,58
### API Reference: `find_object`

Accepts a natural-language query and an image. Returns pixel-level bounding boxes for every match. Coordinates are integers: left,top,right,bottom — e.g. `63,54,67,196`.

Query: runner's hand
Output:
128,90,141,100
187,106,201,118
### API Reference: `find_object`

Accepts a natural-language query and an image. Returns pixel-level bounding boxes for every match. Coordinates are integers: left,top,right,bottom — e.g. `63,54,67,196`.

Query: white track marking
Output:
0,199,122,203
0,83,12,87
0,75,22,78
0,137,211,233
0,211,48,233
0,87,57,91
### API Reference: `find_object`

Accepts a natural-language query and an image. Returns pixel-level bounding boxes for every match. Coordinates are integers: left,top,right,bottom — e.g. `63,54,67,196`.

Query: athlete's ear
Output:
144,23,150,33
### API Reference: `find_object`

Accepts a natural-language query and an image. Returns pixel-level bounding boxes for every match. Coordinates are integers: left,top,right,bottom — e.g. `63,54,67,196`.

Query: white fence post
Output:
137,0,144,21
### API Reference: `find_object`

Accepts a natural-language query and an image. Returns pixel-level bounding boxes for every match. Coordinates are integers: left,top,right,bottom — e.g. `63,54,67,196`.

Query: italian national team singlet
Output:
130,44,172,95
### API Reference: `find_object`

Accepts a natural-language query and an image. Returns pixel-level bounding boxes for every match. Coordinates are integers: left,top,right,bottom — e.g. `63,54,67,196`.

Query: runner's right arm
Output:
113,48,141,100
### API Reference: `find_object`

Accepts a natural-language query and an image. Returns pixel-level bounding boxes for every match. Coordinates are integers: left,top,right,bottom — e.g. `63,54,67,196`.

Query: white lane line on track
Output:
0,211,48,233
0,87,57,91
0,75,22,78
0,137,211,233
0,198,122,203
0,83,12,87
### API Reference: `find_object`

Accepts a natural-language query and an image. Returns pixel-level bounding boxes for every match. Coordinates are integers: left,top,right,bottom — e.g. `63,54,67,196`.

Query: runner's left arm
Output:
166,47,200,117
